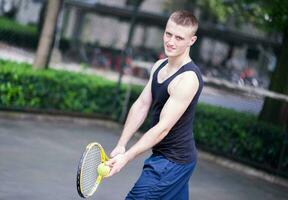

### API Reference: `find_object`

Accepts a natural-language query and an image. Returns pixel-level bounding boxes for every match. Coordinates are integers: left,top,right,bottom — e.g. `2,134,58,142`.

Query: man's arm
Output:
107,71,199,176
110,59,165,157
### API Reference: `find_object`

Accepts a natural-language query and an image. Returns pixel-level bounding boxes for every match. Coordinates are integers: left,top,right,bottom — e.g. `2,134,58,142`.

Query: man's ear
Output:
189,35,197,46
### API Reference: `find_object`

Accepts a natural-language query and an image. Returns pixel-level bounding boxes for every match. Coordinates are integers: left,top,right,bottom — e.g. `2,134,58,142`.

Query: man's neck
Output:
167,51,191,69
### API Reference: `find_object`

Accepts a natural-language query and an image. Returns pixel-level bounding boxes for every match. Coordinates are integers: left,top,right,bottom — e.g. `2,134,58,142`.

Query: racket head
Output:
76,142,109,198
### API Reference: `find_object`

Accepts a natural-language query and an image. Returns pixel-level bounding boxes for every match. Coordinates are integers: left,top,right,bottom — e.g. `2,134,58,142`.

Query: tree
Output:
208,0,288,126
171,0,288,126
33,0,63,69
251,1,288,126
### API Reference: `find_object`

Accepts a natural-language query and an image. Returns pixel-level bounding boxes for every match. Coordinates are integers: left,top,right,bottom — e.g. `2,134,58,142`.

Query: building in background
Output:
0,0,280,87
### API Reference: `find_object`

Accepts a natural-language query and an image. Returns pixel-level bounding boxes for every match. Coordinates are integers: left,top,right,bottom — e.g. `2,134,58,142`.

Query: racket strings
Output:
81,146,102,195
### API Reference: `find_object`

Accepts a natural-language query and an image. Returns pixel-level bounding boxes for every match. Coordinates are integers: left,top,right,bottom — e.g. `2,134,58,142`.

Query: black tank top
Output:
151,59,203,163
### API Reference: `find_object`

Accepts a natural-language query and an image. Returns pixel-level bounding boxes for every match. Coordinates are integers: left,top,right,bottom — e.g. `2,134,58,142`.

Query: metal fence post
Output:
277,124,288,173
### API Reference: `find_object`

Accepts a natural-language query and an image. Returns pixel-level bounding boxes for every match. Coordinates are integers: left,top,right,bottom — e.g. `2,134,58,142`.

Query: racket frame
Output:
76,142,109,198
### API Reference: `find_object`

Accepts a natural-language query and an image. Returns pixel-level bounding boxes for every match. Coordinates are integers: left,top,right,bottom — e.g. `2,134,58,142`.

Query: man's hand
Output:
110,145,126,158
106,153,129,177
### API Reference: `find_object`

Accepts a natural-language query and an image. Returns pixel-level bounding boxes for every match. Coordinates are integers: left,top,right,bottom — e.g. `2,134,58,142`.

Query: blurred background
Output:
0,0,281,85
0,0,287,199
0,0,287,113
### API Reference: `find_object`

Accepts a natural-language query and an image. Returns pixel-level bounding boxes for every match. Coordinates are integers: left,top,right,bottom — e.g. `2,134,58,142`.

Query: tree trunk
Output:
37,1,47,36
33,0,63,69
259,30,288,126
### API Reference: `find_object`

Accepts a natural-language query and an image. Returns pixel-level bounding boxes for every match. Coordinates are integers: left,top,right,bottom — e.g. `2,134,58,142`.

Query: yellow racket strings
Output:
81,146,102,195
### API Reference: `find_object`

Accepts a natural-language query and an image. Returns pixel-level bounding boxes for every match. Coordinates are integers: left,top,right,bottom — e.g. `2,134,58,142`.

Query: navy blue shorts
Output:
125,154,196,200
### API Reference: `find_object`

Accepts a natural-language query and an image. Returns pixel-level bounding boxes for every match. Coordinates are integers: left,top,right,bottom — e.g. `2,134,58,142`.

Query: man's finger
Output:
105,158,115,166
110,151,119,158
110,151,115,158
108,167,119,177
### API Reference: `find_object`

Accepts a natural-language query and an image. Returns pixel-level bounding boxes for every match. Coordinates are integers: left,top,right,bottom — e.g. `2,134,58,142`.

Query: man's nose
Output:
167,37,176,45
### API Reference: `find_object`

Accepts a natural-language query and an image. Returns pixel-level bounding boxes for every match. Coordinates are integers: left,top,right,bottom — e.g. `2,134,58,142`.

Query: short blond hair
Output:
169,10,198,34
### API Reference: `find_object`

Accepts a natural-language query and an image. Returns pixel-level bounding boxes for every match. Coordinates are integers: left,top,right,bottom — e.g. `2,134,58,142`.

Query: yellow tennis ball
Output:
97,163,110,176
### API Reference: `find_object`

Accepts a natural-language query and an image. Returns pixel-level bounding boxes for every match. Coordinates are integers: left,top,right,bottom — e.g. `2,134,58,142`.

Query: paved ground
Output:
1,114,288,200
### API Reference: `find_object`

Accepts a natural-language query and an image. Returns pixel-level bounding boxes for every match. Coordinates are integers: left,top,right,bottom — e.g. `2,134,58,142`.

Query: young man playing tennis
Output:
106,10,203,199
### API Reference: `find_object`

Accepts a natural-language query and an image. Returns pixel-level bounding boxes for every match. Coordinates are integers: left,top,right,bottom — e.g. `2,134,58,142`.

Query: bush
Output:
194,104,287,177
0,60,126,118
0,17,70,50
0,59,287,178
0,17,38,48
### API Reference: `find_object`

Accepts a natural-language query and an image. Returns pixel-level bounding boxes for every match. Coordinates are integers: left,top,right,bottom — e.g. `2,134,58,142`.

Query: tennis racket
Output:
76,142,110,198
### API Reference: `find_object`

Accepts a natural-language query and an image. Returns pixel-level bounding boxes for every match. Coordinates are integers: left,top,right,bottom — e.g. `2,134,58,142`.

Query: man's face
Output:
163,19,196,57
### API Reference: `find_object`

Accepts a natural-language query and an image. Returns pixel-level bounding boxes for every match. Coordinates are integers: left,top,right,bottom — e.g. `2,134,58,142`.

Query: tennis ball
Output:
97,163,110,176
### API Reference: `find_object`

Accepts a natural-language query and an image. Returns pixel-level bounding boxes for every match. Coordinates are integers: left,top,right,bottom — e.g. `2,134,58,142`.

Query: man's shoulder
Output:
184,60,203,82
154,58,167,69
168,71,199,98
186,60,201,72
176,70,199,86
151,58,167,74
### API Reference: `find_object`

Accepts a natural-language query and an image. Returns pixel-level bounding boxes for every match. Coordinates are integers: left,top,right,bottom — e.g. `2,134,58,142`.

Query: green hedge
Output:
0,59,287,178
194,104,287,176
0,17,69,50
0,17,38,49
0,60,125,118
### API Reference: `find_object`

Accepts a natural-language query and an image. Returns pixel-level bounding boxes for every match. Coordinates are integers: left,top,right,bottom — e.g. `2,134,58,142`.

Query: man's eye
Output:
176,36,183,40
166,32,172,36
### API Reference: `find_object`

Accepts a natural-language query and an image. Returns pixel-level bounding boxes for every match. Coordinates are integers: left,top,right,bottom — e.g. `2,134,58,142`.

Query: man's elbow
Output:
135,98,150,112
156,122,172,141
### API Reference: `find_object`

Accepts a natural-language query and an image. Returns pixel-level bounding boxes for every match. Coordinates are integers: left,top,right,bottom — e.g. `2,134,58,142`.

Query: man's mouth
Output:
165,45,175,51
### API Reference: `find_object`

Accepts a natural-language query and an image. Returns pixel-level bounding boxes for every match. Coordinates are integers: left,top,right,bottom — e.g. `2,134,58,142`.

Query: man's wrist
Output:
116,143,126,149
124,151,134,162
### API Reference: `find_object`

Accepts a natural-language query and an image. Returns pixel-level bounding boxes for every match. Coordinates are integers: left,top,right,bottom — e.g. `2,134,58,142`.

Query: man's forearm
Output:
124,122,169,161
117,100,150,147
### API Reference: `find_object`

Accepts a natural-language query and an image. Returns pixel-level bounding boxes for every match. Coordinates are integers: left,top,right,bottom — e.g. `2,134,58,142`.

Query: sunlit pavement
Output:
0,113,287,200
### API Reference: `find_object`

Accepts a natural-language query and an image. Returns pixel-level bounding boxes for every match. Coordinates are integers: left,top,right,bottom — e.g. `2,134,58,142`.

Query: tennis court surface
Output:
0,113,288,200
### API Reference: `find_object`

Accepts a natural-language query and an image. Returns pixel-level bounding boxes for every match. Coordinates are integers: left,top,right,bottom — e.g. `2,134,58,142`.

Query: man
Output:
106,10,204,200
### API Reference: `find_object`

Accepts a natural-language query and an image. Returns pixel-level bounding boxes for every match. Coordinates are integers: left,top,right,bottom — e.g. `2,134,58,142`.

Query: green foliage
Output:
0,17,37,34
0,59,286,177
165,0,288,32
0,59,124,118
194,103,287,176
216,0,288,32
197,0,234,23
0,16,39,49
247,0,288,31
0,16,70,50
